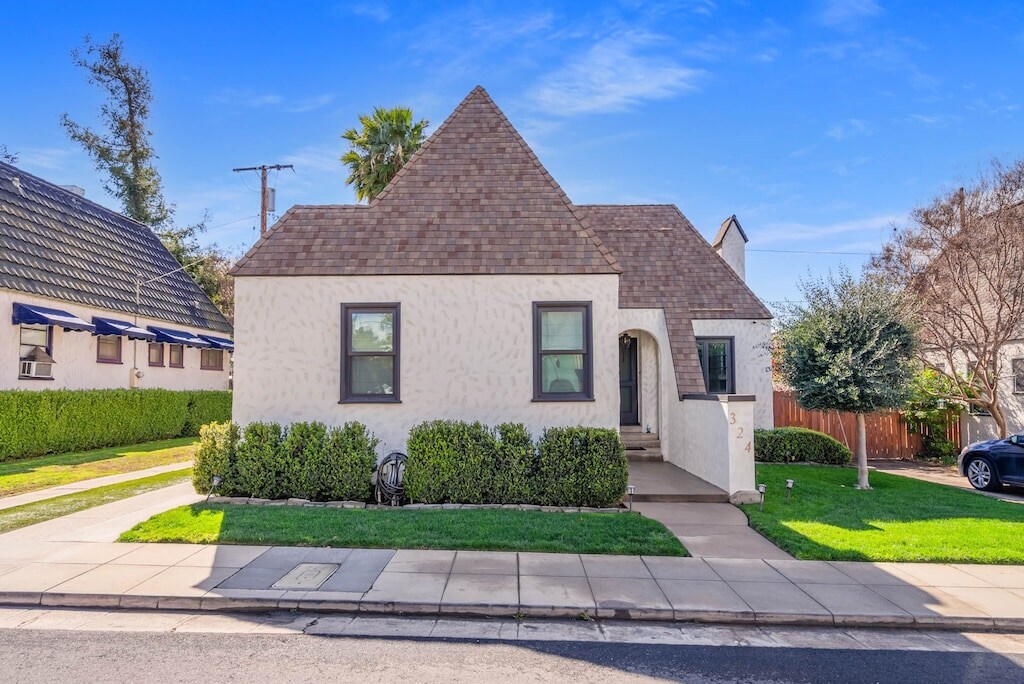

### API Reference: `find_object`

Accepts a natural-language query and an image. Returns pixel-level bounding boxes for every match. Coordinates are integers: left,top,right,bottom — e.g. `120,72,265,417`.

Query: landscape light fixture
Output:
786,479,794,502
757,483,767,511
627,484,636,512
206,475,223,502
936,398,947,410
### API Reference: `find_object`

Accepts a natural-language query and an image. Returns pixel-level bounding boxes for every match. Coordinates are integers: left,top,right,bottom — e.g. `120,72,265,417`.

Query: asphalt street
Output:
1,627,1022,683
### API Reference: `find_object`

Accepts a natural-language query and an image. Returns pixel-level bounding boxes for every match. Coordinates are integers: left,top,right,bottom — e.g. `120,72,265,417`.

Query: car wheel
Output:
965,455,1001,492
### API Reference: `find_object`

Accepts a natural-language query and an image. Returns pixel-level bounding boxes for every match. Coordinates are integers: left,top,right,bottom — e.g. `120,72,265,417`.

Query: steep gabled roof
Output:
0,162,231,333
581,204,771,397
233,87,619,276
712,214,748,248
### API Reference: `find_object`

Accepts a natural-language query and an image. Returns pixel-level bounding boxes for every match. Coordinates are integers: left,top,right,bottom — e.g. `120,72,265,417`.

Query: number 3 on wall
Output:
729,412,736,425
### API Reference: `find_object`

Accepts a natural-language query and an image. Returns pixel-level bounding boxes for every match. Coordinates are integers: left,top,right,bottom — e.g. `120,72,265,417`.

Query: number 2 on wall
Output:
735,426,744,439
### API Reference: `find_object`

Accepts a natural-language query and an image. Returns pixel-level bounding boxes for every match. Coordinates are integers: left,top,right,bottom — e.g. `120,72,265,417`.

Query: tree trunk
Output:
990,401,1008,439
856,413,871,490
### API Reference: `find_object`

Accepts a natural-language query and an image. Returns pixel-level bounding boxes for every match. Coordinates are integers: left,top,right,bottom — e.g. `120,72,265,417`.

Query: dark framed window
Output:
533,302,593,401
148,343,164,367
201,348,224,371
341,303,400,402
169,344,184,368
96,335,122,364
19,324,51,359
1013,358,1024,395
696,337,734,394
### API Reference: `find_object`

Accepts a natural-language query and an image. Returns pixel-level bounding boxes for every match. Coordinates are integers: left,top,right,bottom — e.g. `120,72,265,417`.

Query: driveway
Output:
872,459,1024,504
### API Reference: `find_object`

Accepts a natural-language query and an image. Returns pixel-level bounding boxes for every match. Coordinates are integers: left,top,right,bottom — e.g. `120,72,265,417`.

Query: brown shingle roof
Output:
232,87,619,276
580,204,771,396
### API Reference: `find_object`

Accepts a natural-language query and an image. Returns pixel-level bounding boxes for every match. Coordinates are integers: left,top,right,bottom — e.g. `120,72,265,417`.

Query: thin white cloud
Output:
16,147,77,171
349,3,390,22
531,31,703,115
211,90,283,108
285,94,335,113
819,0,883,28
825,118,871,140
753,213,902,245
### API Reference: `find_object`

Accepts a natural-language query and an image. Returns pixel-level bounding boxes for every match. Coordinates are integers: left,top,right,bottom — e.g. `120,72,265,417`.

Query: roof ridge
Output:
370,86,484,206
0,161,154,235
474,89,622,273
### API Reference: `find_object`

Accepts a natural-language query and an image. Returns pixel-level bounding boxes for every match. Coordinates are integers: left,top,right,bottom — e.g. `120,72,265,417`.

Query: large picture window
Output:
533,302,593,401
341,303,400,402
696,337,734,394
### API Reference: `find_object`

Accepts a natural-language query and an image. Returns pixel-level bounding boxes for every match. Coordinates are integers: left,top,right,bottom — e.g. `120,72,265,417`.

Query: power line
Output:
748,248,875,256
232,164,294,235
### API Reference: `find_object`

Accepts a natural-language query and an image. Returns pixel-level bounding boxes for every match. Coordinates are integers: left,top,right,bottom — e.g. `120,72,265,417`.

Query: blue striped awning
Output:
148,326,211,348
92,317,157,341
198,335,234,351
12,303,95,332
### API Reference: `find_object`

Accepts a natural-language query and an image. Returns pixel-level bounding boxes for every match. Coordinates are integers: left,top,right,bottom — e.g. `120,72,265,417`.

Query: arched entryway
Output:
618,328,660,433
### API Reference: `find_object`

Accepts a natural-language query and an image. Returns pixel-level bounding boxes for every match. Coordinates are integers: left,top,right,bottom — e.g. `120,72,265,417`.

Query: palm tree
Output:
341,106,428,201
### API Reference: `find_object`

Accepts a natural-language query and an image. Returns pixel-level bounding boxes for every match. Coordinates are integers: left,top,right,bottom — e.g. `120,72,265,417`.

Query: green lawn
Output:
0,468,192,534
0,438,196,498
743,464,1024,564
119,504,687,556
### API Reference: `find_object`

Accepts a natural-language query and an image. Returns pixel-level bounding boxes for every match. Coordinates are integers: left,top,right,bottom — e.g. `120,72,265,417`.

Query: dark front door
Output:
619,336,639,425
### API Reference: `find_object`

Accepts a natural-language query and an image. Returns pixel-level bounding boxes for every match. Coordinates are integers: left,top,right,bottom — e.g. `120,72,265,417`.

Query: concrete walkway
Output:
634,502,791,560
0,461,194,512
872,459,1024,504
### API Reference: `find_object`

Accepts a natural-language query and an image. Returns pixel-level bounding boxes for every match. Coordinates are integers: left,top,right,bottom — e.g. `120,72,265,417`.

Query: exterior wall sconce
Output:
619,333,633,350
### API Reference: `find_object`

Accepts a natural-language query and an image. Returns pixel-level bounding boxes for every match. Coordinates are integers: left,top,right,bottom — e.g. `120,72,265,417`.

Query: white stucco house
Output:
959,343,1024,444
231,87,773,497
0,162,233,391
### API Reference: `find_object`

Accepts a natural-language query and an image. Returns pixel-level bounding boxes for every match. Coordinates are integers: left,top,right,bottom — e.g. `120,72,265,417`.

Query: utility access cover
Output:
272,563,339,590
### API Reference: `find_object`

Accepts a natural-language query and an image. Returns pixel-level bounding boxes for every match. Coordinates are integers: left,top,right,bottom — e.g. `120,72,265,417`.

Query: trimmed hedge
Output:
193,421,378,502
0,389,232,461
754,427,852,465
405,420,627,507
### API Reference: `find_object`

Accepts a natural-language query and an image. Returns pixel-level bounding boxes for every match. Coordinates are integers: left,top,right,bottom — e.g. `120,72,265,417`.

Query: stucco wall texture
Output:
232,275,621,454
1,290,231,391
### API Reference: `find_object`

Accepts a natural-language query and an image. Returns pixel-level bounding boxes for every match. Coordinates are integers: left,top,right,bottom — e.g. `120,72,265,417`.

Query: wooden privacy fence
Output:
773,391,961,459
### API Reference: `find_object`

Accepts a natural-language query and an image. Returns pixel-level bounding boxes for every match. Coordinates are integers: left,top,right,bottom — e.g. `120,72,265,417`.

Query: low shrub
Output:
0,389,232,461
193,420,378,501
405,421,626,507
536,427,628,507
405,420,497,504
754,427,852,465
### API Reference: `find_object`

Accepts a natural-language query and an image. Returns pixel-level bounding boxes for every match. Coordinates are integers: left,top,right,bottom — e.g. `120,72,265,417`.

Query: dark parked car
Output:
958,434,1024,491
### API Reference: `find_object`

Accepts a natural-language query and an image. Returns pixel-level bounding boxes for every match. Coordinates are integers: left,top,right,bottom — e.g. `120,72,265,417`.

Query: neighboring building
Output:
231,87,772,496
960,342,1024,444
1,162,233,391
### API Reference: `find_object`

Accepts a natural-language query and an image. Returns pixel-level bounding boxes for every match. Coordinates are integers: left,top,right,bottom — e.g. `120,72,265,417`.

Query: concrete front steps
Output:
621,425,663,462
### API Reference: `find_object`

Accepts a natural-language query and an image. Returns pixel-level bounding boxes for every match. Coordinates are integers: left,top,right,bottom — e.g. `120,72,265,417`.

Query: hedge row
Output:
193,421,377,502
405,420,628,507
0,389,232,461
753,427,852,465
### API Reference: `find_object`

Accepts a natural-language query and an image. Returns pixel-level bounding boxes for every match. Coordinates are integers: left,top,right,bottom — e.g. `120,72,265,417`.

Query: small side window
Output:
201,348,224,371
96,335,122,363
148,343,164,367
169,344,184,368
1013,358,1024,395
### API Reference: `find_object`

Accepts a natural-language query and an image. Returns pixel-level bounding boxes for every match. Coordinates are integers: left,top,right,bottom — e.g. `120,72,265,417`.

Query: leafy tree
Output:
0,145,17,164
341,106,428,201
902,368,962,463
61,34,170,227
871,159,1024,437
776,270,917,489
62,34,234,316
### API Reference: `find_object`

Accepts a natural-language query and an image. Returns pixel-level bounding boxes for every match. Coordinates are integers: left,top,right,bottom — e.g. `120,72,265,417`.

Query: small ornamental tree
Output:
777,271,917,489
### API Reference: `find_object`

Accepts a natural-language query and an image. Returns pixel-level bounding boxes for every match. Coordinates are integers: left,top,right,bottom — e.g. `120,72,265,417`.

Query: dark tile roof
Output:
232,87,620,276
0,162,231,334
580,204,771,396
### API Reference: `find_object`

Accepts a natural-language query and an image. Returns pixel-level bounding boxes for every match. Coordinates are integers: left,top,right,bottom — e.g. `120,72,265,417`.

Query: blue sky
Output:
2,1,1022,307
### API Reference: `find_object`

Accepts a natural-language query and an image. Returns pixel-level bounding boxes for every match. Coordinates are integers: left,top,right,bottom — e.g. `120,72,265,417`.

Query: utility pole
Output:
232,164,293,235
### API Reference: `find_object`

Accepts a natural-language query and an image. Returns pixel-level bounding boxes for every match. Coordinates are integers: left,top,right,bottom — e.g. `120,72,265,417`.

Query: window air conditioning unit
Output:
20,360,54,379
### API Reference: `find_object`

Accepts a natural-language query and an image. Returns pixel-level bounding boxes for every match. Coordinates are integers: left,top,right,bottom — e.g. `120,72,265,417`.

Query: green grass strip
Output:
0,468,192,535
742,463,1024,564
0,437,196,498
120,503,687,556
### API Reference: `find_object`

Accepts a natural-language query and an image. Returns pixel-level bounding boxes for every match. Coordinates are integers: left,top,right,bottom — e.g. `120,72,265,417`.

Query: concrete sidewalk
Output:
3,540,1024,630
0,461,194,512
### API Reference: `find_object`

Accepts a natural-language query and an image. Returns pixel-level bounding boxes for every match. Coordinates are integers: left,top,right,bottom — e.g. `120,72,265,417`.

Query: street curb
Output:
2,592,1021,632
